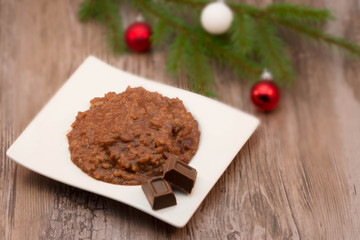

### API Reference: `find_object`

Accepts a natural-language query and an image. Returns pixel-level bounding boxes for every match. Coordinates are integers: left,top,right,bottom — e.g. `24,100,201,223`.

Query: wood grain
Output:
1,0,360,239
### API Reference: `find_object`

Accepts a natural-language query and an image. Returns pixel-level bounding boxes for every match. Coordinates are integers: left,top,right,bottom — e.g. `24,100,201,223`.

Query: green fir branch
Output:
266,3,334,24
134,0,255,62
78,0,360,96
255,18,294,84
136,0,260,88
230,13,257,57
270,17,360,57
167,34,214,94
164,0,207,8
167,34,187,75
151,20,174,47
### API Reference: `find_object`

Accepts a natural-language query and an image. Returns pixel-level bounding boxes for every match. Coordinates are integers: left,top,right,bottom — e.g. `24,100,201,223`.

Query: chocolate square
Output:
163,158,197,194
141,177,177,210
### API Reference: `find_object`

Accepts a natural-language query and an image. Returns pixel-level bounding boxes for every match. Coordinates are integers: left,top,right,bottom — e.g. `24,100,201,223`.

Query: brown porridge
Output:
67,87,200,185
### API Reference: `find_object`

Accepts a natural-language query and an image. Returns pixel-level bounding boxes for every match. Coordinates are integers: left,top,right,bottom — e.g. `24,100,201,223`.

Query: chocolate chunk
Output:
181,137,193,150
163,158,197,194
141,177,177,210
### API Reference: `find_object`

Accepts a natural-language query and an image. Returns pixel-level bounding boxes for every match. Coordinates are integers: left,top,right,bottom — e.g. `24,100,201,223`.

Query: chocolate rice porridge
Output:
67,87,200,185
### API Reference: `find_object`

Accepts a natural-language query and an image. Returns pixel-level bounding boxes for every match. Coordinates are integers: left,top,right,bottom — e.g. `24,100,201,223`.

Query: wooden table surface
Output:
1,0,360,239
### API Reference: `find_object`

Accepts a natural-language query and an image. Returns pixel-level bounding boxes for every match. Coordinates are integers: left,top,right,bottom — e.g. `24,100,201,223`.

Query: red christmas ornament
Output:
125,21,152,52
251,70,280,112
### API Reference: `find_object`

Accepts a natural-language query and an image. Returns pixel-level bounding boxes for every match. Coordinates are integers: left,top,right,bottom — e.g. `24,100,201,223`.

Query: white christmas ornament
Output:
200,1,233,35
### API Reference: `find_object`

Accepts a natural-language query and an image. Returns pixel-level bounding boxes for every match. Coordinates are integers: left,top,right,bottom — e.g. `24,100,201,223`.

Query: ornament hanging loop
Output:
261,69,273,81
136,14,144,22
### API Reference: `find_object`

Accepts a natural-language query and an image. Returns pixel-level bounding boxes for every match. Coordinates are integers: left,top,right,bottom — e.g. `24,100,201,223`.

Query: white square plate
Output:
6,56,259,228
